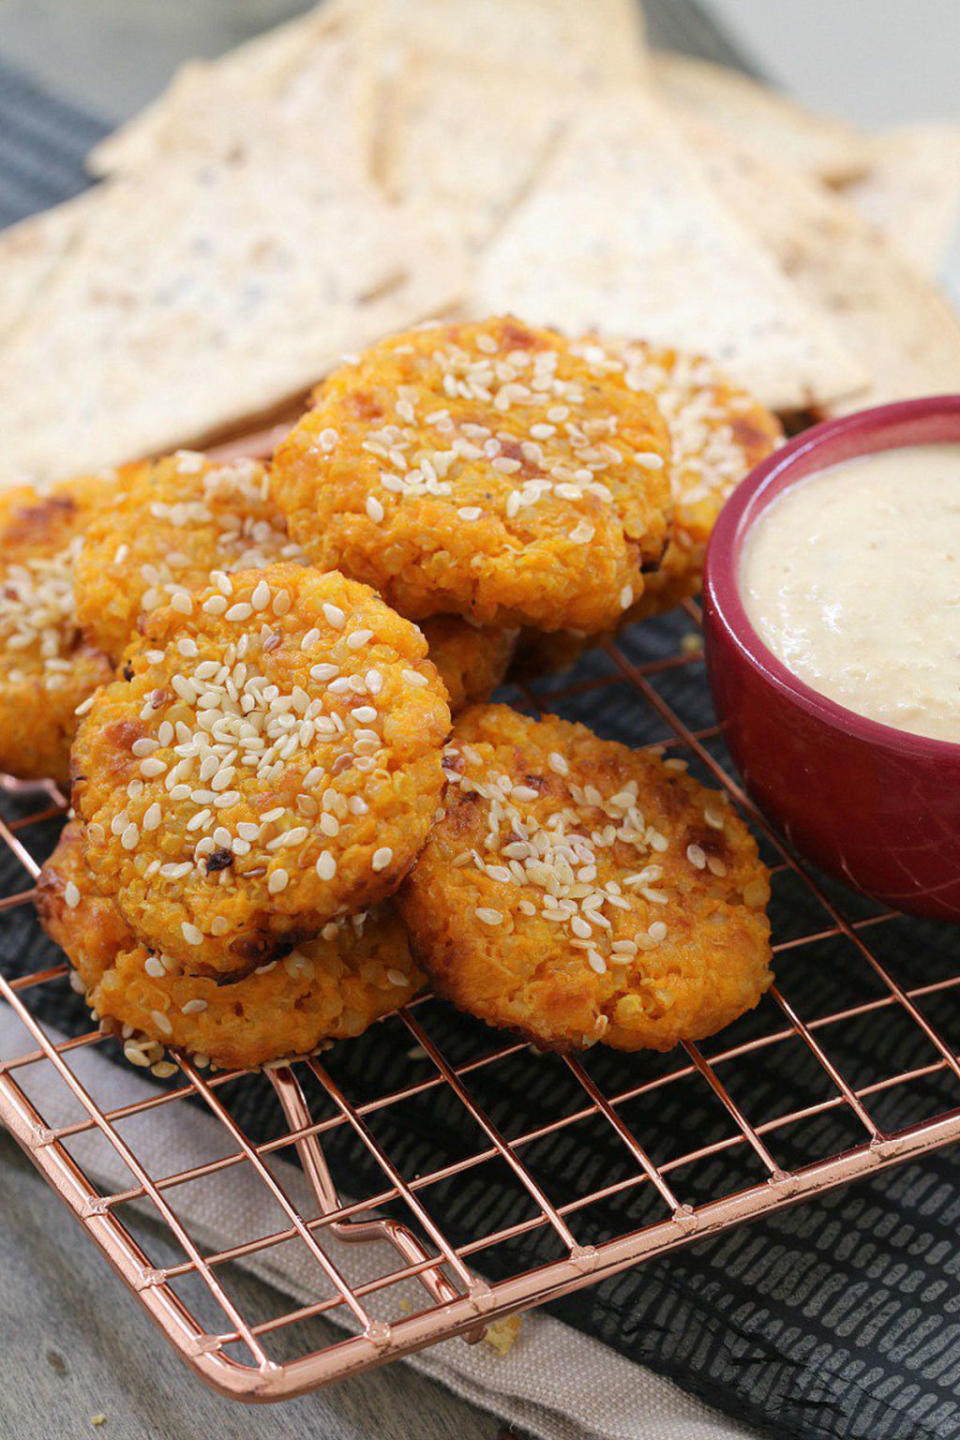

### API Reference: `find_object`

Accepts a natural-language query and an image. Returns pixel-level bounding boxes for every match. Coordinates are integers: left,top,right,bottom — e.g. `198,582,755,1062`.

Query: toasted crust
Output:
400,705,772,1052
74,452,305,662
421,617,517,712
72,564,450,972
579,338,782,619
37,822,423,1069
271,316,672,633
0,476,114,783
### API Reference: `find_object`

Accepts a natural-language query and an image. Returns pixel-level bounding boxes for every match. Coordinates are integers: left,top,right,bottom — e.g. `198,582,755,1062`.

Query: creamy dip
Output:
740,444,960,742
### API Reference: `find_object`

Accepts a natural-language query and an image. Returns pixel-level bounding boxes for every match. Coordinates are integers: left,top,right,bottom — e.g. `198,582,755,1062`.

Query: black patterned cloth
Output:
3,26,960,1440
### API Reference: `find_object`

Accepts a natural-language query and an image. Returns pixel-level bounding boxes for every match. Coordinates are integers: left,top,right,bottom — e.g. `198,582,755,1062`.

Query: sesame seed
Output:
323,603,346,629
387,969,409,987
182,998,208,1015
182,923,203,946
347,629,374,650
402,668,428,687
648,921,668,942
151,1009,173,1037
476,907,503,925
251,579,271,611
121,823,139,850
316,851,337,880
143,803,162,831
145,956,166,979
686,843,707,870
366,496,385,522
64,881,80,909
268,868,289,894
372,846,393,872
203,595,228,616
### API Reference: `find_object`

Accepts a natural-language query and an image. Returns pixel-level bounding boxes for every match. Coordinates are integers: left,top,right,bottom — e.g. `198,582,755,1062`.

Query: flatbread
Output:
0,189,96,343
654,51,873,186
377,57,567,249
471,90,868,412
369,0,648,247
688,121,960,412
844,124,960,279
369,0,648,87
87,0,371,178
0,144,467,486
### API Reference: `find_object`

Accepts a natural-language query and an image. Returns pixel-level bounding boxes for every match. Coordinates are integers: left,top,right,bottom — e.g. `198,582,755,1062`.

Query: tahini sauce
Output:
740,445,960,742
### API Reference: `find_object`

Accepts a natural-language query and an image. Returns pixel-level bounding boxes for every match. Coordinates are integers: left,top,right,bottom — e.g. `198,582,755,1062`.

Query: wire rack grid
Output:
3,597,960,1403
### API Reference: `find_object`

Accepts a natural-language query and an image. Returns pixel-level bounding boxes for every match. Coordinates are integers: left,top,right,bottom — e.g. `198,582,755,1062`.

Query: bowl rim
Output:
703,393,960,761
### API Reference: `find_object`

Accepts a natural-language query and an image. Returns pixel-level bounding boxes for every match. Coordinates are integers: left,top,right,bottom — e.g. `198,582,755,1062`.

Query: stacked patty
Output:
24,314,775,1071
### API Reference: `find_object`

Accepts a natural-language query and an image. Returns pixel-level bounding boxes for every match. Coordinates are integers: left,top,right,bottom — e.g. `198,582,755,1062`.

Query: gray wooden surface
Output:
0,1133,505,1440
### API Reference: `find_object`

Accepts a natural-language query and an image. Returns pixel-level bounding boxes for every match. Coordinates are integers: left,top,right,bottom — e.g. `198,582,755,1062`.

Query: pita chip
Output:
472,90,868,412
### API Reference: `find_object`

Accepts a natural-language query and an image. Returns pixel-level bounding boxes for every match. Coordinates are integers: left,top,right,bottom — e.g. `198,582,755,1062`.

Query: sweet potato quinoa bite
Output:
575,337,782,619
400,705,772,1053
37,822,423,1070
71,564,450,973
271,316,673,633
0,475,114,783
74,451,306,661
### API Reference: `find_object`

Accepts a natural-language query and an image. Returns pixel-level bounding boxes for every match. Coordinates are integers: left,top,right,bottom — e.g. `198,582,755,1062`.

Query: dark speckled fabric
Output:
4,25,960,1440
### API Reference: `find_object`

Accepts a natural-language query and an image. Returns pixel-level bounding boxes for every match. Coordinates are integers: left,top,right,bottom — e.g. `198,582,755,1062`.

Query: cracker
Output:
845,124,960,279
369,0,648,87
690,122,960,411
88,0,374,182
377,56,566,248
0,190,94,344
0,146,466,486
653,51,873,185
471,90,868,412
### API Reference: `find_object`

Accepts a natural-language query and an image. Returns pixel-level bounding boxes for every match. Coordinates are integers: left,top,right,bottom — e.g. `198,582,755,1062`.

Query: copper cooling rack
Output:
3,601,960,1402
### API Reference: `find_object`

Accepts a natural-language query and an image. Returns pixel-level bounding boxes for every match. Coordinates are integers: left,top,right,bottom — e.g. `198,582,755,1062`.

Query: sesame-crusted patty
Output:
400,705,772,1052
72,564,450,972
271,317,673,633
0,477,115,784
421,617,517,712
575,338,782,619
37,822,423,1070
74,452,306,662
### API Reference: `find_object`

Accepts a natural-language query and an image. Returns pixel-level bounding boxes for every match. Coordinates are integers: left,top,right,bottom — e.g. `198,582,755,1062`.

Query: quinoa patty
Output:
72,564,450,972
0,476,114,784
575,338,782,619
400,705,772,1052
37,821,423,1070
271,316,672,633
421,617,517,712
74,452,306,662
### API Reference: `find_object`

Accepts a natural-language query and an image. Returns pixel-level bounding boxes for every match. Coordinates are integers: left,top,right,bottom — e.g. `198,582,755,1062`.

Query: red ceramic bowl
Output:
703,395,960,922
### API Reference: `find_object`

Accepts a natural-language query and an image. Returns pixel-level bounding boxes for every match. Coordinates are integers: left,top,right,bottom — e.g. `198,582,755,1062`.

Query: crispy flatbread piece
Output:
844,124,960,279
0,149,466,486
690,122,960,411
472,91,868,411
653,51,873,185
